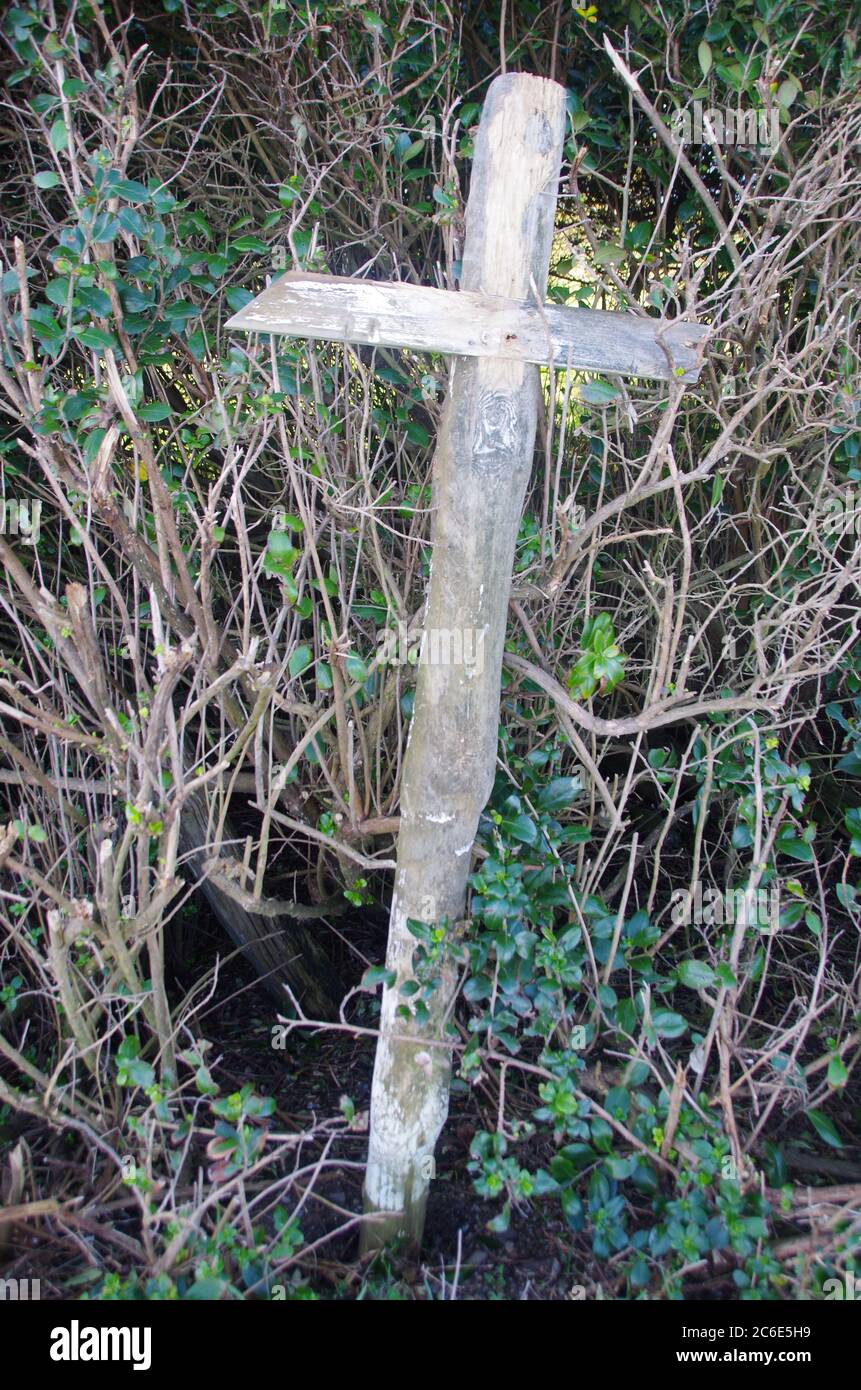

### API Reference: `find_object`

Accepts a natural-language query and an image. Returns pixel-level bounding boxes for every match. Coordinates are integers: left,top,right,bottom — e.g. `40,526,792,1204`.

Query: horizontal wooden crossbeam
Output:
225,272,707,383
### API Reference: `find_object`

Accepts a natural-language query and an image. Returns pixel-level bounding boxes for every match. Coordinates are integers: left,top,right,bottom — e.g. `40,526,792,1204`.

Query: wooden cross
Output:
226,73,706,1252
226,259,705,386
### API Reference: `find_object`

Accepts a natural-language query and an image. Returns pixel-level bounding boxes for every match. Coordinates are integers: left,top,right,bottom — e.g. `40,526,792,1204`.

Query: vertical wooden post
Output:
362,74,566,1252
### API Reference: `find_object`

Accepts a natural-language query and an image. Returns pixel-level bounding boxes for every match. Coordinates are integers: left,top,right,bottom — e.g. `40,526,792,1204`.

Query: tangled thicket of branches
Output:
0,1,859,1298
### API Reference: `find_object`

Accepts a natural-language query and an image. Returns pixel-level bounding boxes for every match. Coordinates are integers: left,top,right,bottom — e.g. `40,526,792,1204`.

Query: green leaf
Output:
266,530,295,560
74,325,117,351
463,975,492,1003
185,1278,227,1300
49,119,68,153
652,1010,688,1038
698,41,713,77
90,213,122,244
627,221,653,248
138,402,173,421
776,78,800,108
677,959,717,990
361,965,396,990
807,1109,842,1149
399,137,426,164
630,1256,650,1288
487,1201,511,1233
593,242,627,267
345,655,368,684
225,287,253,313
231,235,268,254
536,776,582,812
776,835,814,863
34,170,60,189
844,807,861,855
580,380,621,405
288,644,312,678
827,1055,848,1088
76,286,112,316
406,918,433,942
44,277,71,306
506,813,538,846
125,1059,155,1087
560,824,591,844
405,420,430,447
109,178,150,203
83,428,107,464
837,747,861,775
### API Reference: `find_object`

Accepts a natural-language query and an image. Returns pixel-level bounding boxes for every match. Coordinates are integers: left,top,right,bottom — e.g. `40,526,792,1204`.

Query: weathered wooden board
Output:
226,271,707,383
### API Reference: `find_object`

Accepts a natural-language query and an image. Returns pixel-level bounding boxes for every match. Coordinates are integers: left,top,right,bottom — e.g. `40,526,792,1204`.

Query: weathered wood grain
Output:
361,73,567,1254
226,271,707,383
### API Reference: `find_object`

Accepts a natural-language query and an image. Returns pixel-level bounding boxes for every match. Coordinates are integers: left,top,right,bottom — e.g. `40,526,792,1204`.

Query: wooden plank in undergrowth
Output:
226,271,707,382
